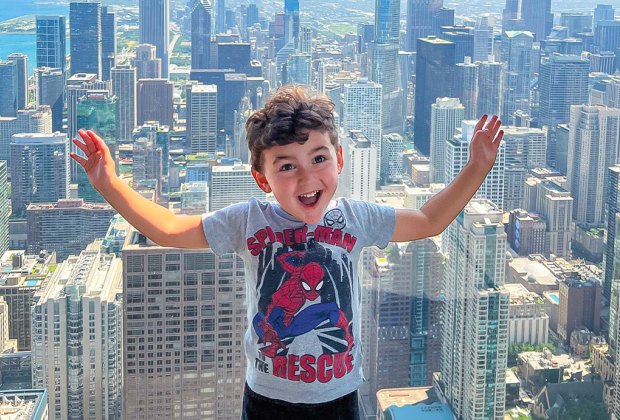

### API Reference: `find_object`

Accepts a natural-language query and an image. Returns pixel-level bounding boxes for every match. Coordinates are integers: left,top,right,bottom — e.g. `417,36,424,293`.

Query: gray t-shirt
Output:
202,197,395,403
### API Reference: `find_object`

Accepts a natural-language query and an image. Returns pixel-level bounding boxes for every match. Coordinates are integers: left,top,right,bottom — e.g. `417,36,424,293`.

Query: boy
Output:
71,85,503,419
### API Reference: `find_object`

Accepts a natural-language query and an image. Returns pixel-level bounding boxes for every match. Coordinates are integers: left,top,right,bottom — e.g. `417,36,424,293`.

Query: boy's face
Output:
252,130,343,224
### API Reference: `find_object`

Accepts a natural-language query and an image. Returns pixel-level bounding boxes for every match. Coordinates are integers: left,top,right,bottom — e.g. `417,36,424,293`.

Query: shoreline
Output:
0,32,35,35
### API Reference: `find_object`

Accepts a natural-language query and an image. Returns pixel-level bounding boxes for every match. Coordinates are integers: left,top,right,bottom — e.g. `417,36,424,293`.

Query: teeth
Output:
300,191,319,198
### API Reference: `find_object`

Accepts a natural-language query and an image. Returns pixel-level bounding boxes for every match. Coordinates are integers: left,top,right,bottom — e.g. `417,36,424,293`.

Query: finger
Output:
492,118,502,134
70,152,88,168
87,130,110,153
72,138,90,155
484,115,498,130
78,129,98,154
493,130,504,150
475,114,488,131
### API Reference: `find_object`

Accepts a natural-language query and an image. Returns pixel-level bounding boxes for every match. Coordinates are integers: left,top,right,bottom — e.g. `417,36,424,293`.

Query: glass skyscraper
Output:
139,0,170,78
35,16,66,72
70,1,102,78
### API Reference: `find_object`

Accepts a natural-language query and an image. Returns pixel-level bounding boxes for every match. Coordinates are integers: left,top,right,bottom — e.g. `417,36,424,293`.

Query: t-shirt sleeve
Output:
201,202,249,255
345,199,396,249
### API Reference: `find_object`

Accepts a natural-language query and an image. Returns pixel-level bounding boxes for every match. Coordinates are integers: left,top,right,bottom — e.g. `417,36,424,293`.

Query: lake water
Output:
0,0,70,22
0,0,69,73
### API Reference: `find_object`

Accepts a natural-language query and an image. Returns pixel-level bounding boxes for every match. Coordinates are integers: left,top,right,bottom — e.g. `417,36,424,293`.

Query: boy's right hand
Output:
70,129,118,192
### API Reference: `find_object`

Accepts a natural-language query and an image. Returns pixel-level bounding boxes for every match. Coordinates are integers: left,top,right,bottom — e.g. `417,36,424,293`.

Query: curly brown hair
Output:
246,85,338,172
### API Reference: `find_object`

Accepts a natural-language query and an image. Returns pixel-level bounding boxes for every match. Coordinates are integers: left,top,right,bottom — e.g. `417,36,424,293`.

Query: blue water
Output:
0,0,69,22
548,293,559,304
0,0,70,74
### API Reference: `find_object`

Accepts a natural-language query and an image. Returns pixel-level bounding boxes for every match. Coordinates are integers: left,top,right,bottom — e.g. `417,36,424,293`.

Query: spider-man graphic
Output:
252,250,354,358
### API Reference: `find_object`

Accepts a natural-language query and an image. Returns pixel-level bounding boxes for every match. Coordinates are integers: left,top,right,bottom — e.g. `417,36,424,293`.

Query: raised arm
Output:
391,115,504,242
71,129,208,249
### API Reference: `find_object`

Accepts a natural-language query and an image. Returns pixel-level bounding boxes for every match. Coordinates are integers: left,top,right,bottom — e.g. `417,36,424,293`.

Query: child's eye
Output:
280,163,294,171
313,155,326,164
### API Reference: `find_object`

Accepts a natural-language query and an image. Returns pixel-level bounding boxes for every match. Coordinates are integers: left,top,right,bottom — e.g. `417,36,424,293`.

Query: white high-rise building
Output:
343,79,382,177
430,98,465,183
567,105,620,227
340,130,378,201
502,126,547,169
188,84,218,154
31,241,123,420
522,174,573,258
210,164,267,211
440,199,509,420
111,65,137,142
381,133,405,184
122,226,247,419
0,106,52,161
445,120,506,210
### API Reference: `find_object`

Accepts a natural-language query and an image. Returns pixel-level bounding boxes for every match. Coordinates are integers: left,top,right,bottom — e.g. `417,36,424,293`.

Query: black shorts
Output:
241,383,360,420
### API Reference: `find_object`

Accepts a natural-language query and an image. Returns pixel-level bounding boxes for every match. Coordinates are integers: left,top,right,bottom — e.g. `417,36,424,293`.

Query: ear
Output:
336,145,344,175
251,167,272,193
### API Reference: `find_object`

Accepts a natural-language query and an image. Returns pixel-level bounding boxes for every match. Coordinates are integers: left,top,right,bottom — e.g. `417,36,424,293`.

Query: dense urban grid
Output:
0,0,619,418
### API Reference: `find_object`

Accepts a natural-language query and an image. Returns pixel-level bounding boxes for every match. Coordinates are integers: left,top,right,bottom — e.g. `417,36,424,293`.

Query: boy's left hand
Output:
469,114,504,174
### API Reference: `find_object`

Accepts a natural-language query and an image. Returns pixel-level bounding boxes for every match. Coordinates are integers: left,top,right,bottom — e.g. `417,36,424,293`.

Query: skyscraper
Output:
371,0,403,134
520,0,553,42
455,58,478,119
381,133,405,183
502,126,547,170
343,79,383,177
567,105,620,227
594,5,615,29
430,97,464,183
501,0,518,33
473,15,493,62
0,106,52,161
70,1,102,78
414,36,456,156
603,165,620,300
191,0,212,70
500,31,534,124
188,84,218,154
439,200,509,420
101,6,117,81
405,0,443,51
340,131,378,201
538,54,590,128
122,227,247,419
0,250,55,351
111,65,137,142
27,199,116,261
284,0,300,47
137,78,174,127
0,60,17,117
8,54,28,111
446,120,506,209
477,60,502,118
209,164,266,211
35,67,64,132
0,163,8,256
10,133,70,217
134,44,162,79
35,16,66,72
31,242,123,420
216,0,226,34
139,0,170,78
286,54,311,85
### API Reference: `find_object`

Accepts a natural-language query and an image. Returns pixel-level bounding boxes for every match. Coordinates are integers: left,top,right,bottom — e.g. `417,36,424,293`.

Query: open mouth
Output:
298,190,321,207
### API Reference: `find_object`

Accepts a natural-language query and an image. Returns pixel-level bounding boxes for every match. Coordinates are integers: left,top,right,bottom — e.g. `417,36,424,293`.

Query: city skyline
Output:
0,0,618,419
